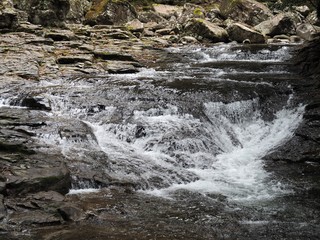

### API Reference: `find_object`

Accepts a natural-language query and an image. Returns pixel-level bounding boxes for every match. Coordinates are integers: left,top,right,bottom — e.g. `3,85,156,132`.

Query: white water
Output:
2,44,303,202
89,99,304,202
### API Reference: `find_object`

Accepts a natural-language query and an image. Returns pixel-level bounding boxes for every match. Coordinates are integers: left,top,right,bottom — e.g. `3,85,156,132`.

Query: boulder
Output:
296,23,320,41
152,4,183,20
13,0,70,27
183,18,229,43
126,19,144,33
6,163,71,196
227,22,265,43
66,0,91,23
220,0,273,26
85,0,137,26
254,13,297,37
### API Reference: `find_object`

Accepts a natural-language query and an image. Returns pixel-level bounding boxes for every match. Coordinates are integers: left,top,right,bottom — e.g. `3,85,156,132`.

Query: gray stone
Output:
0,195,6,220
254,13,297,37
184,18,229,43
227,22,265,43
296,23,320,41
152,4,183,20
220,0,273,26
58,205,85,221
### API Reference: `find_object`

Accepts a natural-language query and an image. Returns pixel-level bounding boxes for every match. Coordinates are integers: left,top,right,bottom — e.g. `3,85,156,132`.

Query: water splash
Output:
90,100,304,201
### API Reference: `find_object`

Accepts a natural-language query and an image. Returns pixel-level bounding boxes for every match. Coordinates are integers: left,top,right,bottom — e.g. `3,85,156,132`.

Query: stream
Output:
1,43,319,239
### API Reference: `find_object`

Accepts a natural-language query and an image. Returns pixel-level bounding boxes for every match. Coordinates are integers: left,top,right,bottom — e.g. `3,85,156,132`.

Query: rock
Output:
0,195,6,220
178,3,206,24
306,11,320,26
227,22,265,43
6,163,71,196
254,13,297,37
94,51,137,62
58,205,85,221
105,61,140,74
20,95,52,111
44,30,76,41
125,19,144,33
13,0,70,27
183,18,229,43
296,23,320,41
220,0,273,26
66,0,91,23
152,4,183,20
138,11,167,24
32,191,65,202
57,55,93,64
0,8,18,29
293,5,311,18
155,28,174,36
8,210,62,226
85,0,137,26
179,36,198,44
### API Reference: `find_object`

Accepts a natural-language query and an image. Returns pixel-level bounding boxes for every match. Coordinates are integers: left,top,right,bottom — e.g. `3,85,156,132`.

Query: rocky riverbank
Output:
1,0,320,239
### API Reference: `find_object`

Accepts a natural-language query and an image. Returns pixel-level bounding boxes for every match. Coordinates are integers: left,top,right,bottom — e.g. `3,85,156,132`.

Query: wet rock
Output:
85,0,137,26
20,96,51,111
32,191,65,202
106,61,140,74
220,0,273,26
183,18,229,43
0,194,6,220
255,13,298,37
13,0,70,27
296,23,320,41
227,22,265,44
58,205,85,221
6,163,71,196
8,210,62,226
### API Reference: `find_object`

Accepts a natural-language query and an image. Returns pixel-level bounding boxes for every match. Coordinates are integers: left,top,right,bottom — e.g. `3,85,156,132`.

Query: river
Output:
1,43,319,239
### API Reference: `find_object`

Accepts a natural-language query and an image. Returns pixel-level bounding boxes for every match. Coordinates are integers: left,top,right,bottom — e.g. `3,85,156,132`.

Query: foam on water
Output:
90,99,304,202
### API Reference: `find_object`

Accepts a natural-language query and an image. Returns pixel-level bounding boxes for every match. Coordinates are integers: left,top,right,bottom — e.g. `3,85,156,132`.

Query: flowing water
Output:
1,43,319,239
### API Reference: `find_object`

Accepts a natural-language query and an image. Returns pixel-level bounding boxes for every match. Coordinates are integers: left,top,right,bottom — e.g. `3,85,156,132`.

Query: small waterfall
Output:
90,99,304,201
1,44,304,202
